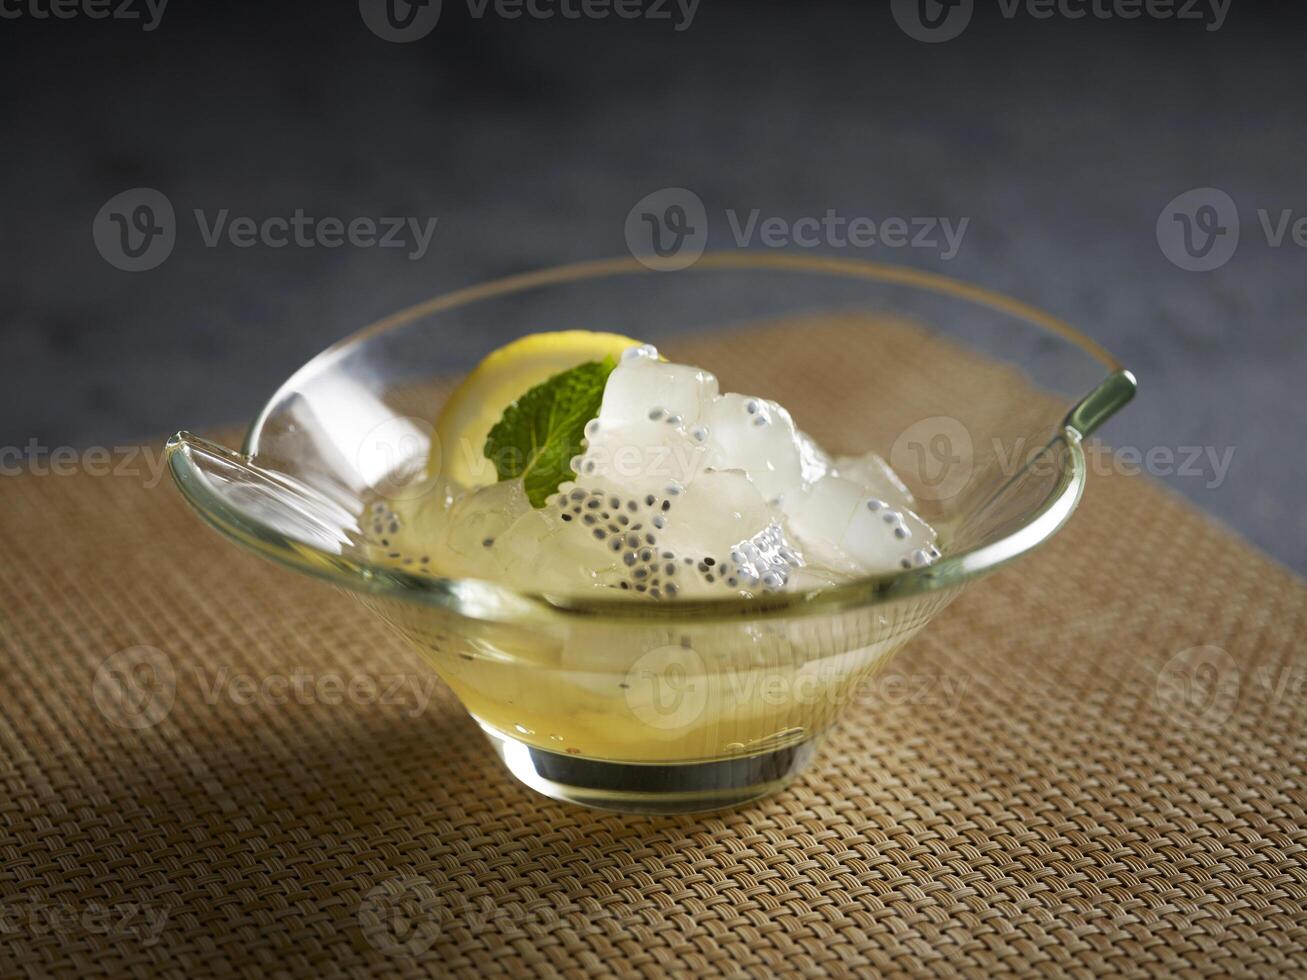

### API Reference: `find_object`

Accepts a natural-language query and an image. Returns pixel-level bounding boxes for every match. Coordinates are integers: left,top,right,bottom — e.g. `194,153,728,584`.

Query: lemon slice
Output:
432,330,643,488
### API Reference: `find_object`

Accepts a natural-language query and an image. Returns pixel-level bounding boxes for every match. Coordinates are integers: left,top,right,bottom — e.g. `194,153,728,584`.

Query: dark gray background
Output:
2,1,1304,572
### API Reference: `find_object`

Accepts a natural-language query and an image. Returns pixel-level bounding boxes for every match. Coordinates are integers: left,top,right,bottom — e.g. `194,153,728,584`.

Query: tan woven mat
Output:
2,320,1306,978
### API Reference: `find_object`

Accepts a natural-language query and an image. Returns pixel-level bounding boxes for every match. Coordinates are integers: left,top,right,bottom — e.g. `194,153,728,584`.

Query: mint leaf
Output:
484,356,616,508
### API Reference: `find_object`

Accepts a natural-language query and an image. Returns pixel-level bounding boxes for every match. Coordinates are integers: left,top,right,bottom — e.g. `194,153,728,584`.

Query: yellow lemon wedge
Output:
432,330,644,489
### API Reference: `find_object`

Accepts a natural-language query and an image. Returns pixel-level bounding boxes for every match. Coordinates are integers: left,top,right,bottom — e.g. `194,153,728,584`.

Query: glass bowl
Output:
167,254,1135,813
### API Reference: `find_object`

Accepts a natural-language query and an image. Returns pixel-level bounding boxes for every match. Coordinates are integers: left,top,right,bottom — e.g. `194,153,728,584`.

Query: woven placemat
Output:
2,320,1305,979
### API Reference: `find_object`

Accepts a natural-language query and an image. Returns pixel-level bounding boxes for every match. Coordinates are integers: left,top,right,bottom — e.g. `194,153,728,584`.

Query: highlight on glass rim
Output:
7,4,1302,977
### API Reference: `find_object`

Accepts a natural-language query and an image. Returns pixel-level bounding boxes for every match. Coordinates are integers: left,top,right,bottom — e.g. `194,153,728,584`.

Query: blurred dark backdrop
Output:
2,0,1305,570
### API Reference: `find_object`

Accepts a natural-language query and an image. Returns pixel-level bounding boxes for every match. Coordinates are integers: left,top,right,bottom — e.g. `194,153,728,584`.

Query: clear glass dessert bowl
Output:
167,254,1135,813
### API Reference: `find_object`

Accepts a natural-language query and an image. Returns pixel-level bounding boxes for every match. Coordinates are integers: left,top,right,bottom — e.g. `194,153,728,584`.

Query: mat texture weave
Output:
2,321,1306,979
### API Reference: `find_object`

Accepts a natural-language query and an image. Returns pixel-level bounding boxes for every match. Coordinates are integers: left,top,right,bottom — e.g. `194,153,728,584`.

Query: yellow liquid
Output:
358,487,948,764
363,586,945,764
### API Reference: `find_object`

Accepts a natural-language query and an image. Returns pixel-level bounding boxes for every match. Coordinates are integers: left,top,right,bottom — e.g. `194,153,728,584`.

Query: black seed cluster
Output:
552,485,801,599
366,501,431,571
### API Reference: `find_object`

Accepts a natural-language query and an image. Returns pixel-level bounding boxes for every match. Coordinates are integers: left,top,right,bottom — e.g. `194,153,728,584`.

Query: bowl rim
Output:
169,253,1136,623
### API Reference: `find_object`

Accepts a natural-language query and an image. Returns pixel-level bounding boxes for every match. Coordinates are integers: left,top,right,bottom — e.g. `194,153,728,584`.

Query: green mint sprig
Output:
483,355,617,507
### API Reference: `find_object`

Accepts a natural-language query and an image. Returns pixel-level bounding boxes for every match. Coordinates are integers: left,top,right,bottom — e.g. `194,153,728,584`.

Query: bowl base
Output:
479,723,818,814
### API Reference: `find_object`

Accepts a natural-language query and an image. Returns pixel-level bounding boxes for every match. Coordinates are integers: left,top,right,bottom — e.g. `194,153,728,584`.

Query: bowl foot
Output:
479,723,818,814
